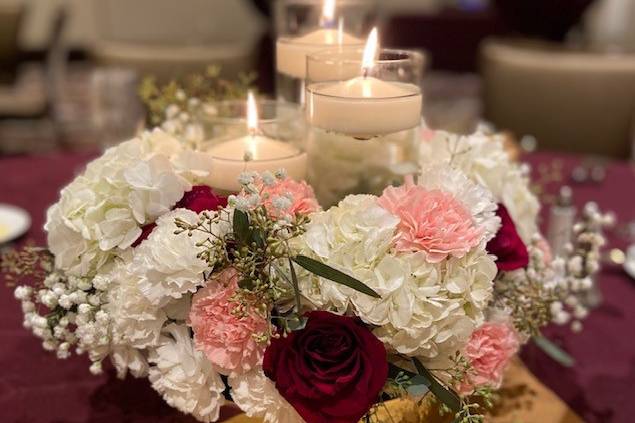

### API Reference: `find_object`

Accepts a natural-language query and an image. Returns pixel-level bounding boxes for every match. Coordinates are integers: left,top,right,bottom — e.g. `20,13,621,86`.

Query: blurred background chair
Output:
481,38,635,158
0,3,24,84
91,0,266,82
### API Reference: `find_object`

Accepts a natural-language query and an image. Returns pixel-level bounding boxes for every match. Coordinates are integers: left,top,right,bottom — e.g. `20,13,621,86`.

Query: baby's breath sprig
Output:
139,65,256,127
178,179,313,342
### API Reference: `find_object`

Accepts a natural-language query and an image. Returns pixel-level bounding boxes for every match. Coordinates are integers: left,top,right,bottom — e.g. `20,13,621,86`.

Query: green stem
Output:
288,258,302,313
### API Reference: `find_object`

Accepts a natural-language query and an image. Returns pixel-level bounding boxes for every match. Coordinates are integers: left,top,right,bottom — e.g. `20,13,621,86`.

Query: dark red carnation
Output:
263,311,388,423
486,204,529,271
175,185,228,213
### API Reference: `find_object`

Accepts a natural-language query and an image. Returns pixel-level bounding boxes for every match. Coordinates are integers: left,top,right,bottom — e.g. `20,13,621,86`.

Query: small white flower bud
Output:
89,361,103,375
552,310,571,325
42,340,58,351
21,300,35,313
78,303,92,315
550,301,563,315
58,295,72,309
165,104,180,119
573,305,588,320
14,286,32,300
579,277,593,290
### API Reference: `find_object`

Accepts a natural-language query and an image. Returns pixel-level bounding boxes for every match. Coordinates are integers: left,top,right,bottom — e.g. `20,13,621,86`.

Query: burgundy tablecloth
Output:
1,150,634,423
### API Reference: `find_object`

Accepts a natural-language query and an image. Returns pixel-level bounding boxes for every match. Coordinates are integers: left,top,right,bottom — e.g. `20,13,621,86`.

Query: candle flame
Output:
361,27,378,74
321,0,336,26
247,91,258,134
337,17,344,44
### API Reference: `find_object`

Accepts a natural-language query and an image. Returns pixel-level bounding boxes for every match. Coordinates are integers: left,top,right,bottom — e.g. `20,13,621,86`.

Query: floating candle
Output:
206,93,307,192
306,28,423,138
276,0,364,80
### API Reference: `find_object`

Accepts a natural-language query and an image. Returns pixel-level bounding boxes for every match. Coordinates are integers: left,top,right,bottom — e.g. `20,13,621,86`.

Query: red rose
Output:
175,185,228,213
486,204,529,271
263,311,388,423
133,186,227,247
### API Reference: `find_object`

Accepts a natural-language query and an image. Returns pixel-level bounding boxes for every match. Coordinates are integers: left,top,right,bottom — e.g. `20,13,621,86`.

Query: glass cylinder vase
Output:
274,0,376,104
197,99,307,193
305,47,424,207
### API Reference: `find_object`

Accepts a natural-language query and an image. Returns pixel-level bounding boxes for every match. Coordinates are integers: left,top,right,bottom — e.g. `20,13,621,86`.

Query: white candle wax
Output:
206,136,307,192
307,76,422,138
277,29,363,80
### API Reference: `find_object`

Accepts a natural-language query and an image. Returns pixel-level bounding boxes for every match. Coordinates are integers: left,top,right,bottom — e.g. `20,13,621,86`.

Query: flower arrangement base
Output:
223,359,583,423
306,126,419,208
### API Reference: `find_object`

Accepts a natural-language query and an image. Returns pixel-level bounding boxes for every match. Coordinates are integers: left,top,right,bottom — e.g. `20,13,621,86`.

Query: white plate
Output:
0,204,31,244
625,245,635,280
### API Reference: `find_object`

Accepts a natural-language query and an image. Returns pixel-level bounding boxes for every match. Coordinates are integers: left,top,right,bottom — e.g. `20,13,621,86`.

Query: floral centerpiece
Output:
6,127,610,423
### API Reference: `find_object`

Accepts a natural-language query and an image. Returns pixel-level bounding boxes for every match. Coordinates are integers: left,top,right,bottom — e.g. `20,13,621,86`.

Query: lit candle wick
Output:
361,27,378,79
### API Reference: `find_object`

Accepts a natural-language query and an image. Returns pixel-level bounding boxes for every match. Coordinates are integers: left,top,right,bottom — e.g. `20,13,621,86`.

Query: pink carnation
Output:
377,178,483,262
188,268,269,375
260,177,320,219
457,322,520,395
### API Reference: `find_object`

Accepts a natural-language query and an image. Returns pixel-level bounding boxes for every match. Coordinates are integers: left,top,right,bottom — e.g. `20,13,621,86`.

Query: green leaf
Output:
533,336,575,367
288,258,302,313
412,357,461,412
251,229,265,248
292,255,380,298
232,209,251,245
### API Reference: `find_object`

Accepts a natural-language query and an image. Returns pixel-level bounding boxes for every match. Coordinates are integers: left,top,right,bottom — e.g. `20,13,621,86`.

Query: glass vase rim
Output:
306,80,422,100
308,47,424,67
199,98,302,126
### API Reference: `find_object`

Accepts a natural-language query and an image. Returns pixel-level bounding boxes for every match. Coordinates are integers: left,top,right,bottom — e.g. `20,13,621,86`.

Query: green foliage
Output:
292,255,381,298
138,65,256,126
412,357,461,413
533,335,575,367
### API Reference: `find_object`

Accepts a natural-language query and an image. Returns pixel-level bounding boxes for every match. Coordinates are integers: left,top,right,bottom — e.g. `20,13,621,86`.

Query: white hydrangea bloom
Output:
418,164,500,242
148,324,225,423
373,249,496,359
295,195,497,360
230,369,304,423
45,129,213,276
135,209,228,306
420,130,539,242
293,194,399,311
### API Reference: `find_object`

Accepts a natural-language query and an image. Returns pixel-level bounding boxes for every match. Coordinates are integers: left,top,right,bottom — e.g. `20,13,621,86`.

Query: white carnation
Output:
45,129,213,276
135,209,228,306
110,345,149,379
229,369,304,423
421,130,539,242
104,259,167,349
149,324,225,423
